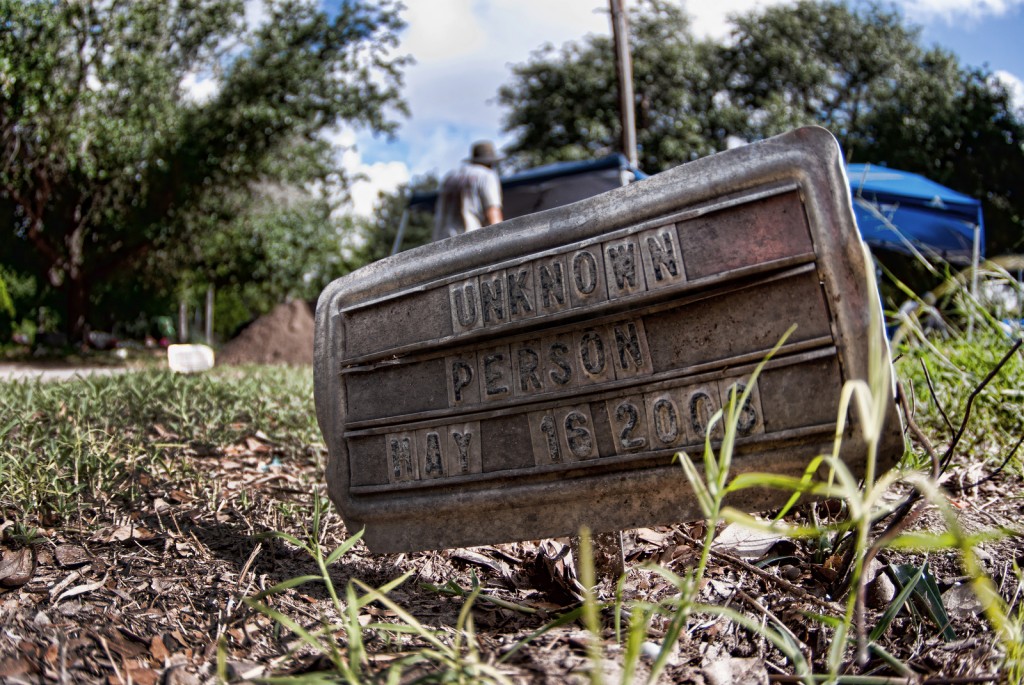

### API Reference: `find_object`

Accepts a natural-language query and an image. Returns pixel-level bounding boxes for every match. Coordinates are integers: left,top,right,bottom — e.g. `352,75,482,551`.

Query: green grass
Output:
0,366,320,525
895,331,1024,473
2,259,1023,683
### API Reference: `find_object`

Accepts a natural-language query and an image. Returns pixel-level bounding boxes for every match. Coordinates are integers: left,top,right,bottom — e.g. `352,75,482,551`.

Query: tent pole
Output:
969,224,981,340
391,208,410,257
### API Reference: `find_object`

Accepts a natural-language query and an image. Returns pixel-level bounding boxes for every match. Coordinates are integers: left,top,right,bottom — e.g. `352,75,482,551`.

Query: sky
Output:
321,0,1024,216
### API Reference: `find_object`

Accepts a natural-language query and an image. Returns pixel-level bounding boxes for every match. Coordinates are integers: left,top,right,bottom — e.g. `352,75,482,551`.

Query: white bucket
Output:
167,344,215,373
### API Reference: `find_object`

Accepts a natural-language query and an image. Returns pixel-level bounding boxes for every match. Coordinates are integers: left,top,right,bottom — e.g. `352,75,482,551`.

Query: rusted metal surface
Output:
314,127,904,553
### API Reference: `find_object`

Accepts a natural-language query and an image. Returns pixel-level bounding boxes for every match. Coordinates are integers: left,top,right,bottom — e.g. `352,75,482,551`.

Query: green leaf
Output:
890,563,956,641
869,562,927,642
251,575,323,600
325,527,365,565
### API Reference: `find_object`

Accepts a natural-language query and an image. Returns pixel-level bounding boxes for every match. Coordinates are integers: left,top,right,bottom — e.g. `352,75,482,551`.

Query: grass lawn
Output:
0,330,1022,683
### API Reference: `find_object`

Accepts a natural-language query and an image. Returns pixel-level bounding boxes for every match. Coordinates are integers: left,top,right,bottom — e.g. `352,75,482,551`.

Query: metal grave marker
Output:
314,127,903,553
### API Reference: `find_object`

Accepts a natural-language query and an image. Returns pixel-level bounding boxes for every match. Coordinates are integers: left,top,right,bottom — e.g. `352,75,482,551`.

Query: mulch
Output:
1,436,1018,683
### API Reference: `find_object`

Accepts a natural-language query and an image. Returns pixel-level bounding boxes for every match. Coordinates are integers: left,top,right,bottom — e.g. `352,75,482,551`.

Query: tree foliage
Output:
498,0,1024,253
0,0,408,340
497,1,730,172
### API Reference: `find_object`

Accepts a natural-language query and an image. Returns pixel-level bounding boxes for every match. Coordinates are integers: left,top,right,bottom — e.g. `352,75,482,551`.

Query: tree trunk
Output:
65,274,89,343
64,223,88,343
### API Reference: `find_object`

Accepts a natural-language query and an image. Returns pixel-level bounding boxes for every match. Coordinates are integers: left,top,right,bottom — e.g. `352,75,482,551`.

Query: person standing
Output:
432,140,504,241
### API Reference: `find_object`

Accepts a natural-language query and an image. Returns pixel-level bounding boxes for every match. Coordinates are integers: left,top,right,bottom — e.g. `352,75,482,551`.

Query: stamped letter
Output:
386,432,417,482
684,383,723,442
607,395,649,454
419,430,446,479
575,327,613,385
480,275,507,325
512,341,543,395
506,267,535,320
480,346,512,401
537,260,566,310
451,359,473,401
447,422,482,475
604,237,645,298
446,353,480,407
547,338,574,386
569,248,608,307
611,319,652,379
648,394,682,446
564,410,595,459
719,377,764,437
640,225,685,289
448,278,481,333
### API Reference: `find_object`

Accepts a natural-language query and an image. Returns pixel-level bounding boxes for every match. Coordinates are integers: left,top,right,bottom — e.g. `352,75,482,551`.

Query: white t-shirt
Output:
433,163,502,241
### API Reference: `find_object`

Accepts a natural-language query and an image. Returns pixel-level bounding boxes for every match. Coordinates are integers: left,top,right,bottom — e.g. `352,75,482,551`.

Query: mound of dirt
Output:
218,300,314,366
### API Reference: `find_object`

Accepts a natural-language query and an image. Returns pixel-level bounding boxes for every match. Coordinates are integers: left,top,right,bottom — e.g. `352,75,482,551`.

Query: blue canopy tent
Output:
847,163,984,267
397,156,984,271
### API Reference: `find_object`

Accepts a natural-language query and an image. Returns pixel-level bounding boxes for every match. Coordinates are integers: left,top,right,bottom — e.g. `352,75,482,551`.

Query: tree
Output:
497,0,735,172
497,0,1024,253
0,0,408,340
719,1,1024,253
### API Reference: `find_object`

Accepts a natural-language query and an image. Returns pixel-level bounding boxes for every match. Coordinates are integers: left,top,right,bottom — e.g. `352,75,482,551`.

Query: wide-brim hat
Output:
466,140,505,165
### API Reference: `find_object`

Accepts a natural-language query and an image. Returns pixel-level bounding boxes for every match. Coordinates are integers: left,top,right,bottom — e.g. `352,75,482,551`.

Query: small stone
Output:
33,611,51,626
640,641,660,661
866,571,896,609
0,548,35,587
226,661,265,681
704,656,768,685
943,583,983,620
54,545,90,569
163,665,199,685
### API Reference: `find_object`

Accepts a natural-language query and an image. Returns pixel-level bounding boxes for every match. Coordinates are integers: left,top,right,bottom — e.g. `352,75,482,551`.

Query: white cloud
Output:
897,0,1024,22
363,0,800,177
683,0,792,39
180,72,218,103
401,0,487,62
348,160,410,216
245,0,270,30
366,1,611,176
327,127,411,217
993,69,1024,111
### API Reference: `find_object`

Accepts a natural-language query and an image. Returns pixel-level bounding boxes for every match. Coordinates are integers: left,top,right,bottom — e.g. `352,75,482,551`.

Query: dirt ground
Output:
0,429,1020,683
217,301,314,366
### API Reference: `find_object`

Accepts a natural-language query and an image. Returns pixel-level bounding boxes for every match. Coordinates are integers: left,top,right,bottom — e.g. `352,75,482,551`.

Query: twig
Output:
920,358,955,438
736,589,808,655
768,676,909,683
897,381,937,477
870,340,1023,562
946,433,1024,493
938,339,1022,478
96,634,124,685
768,676,999,684
236,542,263,594
678,531,837,612
854,502,926,665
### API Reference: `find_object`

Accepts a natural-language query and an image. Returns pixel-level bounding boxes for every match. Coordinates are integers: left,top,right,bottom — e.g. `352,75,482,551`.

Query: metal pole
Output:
178,300,188,343
609,0,639,169
390,208,410,256
969,224,981,340
205,285,214,345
